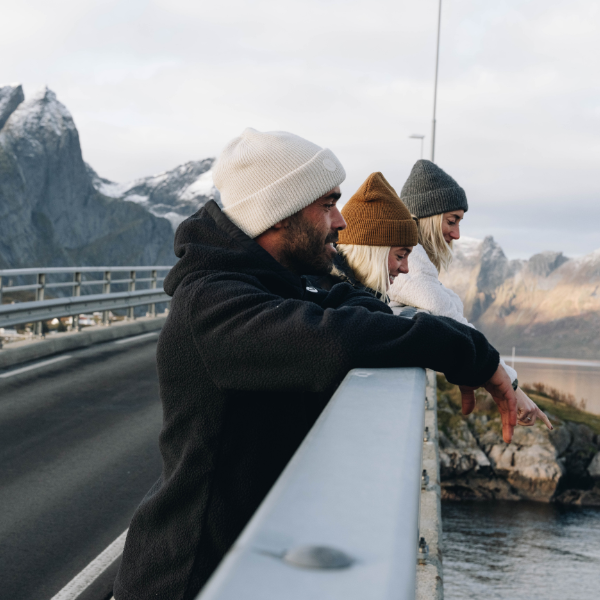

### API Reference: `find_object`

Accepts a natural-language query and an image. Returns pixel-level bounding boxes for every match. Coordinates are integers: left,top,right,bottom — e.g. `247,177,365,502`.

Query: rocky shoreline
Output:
437,375,600,506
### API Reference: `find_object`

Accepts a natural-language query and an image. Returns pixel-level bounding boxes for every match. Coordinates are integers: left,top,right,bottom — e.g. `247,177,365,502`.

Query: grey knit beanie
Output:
400,160,468,219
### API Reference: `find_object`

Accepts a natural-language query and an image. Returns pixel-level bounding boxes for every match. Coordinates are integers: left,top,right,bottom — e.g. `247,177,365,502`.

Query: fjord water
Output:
500,355,600,415
443,501,600,599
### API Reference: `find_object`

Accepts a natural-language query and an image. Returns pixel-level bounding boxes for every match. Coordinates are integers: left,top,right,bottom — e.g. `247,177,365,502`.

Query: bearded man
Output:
114,129,516,600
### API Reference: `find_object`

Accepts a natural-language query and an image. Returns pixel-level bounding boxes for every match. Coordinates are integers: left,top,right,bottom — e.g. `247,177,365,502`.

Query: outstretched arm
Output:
186,273,500,395
460,366,518,443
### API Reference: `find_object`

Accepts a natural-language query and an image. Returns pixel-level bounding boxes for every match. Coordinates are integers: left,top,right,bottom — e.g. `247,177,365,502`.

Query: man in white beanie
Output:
115,128,516,600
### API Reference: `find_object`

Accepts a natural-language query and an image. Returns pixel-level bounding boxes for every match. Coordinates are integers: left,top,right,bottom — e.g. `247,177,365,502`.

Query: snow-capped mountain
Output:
0,84,175,269
440,237,600,359
88,159,221,231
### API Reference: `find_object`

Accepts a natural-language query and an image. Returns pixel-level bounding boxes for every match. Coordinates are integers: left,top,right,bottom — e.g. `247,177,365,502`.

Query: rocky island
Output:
437,374,600,506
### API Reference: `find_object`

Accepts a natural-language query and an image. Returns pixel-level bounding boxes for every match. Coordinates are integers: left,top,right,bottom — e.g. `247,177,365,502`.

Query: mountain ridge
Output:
441,236,600,359
87,158,220,232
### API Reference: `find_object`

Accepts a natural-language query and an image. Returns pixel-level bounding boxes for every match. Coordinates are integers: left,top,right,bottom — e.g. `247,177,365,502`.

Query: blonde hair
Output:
415,214,453,273
336,244,391,301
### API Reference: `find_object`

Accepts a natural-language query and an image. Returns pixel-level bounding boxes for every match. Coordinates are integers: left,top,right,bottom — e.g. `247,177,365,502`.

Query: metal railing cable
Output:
0,266,171,341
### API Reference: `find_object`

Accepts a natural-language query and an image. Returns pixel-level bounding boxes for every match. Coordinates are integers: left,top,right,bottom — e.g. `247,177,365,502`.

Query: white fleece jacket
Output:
389,244,518,382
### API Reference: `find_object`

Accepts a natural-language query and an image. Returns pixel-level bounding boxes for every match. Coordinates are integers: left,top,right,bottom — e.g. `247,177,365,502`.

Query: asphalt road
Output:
0,334,164,600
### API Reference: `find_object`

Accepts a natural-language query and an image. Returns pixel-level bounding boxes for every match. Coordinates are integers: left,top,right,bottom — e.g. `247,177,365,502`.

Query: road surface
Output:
0,333,164,600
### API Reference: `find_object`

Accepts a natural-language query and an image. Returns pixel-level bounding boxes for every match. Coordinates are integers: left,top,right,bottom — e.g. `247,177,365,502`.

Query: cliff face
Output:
0,85,175,269
438,375,600,505
440,236,600,358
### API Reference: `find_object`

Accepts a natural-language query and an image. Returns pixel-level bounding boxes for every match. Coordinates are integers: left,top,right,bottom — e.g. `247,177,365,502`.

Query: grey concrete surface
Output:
417,370,444,600
0,335,163,600
0,316,167,370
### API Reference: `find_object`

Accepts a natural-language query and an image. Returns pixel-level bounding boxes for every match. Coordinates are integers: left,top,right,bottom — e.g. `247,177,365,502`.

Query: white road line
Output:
114,332,159,345
49,530,127,600
0,355,72,378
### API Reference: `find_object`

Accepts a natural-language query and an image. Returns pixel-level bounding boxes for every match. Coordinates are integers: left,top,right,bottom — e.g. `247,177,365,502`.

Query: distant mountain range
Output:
441,237,600,360
0,84,218,270
87,159,220,232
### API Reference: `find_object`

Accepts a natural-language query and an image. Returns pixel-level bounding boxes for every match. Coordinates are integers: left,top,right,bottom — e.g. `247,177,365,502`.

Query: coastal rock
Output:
439,418,491,479
487,426,564,501
588,452,600,480
548,421,572,455
554,486,600,507
441,475,521,502
437,377,600,504
559,422,599,488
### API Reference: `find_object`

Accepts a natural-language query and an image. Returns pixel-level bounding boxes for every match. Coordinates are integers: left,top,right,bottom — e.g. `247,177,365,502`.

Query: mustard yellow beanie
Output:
338,172,418,247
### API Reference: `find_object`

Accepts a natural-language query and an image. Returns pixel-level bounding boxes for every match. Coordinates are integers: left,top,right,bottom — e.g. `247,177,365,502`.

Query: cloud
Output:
1,0,598,257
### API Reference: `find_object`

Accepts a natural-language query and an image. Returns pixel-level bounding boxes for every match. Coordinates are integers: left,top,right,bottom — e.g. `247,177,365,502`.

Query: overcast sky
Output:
2,0,599,258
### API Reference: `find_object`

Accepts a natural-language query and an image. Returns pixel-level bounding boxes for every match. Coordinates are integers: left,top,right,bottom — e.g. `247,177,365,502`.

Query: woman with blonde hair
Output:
389,160,551,429
314,171,418,298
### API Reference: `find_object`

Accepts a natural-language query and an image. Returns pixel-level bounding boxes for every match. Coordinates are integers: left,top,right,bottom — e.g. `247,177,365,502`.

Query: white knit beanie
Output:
213,128,346,238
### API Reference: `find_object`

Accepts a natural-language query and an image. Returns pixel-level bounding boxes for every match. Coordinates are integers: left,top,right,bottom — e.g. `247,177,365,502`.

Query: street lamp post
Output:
409,134,425,160
431,0,442,163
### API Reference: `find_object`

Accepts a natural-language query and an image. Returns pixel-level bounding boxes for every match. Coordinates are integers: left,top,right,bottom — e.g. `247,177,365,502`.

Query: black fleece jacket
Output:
114,201,499,600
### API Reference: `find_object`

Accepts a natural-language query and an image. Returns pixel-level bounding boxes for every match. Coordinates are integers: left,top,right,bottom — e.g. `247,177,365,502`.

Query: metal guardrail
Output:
197,367,427,600
0,266,171,339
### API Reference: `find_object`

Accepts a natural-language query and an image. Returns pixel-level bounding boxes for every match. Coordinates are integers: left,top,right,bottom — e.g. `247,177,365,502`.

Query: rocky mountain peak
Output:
526,251,569,277
442,236,600,358
477,235,510,293
0,84,24,131
3,86,76,140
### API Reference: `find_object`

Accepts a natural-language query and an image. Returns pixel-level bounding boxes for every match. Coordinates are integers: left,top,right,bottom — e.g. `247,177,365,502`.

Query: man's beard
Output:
278,213,338,276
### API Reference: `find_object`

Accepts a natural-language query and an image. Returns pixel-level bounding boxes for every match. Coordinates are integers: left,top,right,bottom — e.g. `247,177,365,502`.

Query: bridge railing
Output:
196,367,441,600
0,266,171,339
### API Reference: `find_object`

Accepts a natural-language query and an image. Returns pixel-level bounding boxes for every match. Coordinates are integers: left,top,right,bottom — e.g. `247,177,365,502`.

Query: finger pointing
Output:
537,407,554,430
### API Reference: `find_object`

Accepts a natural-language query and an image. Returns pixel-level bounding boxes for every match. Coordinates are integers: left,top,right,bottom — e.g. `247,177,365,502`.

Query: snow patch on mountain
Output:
88,159,220,231
180,170,215,200
7,87,76,138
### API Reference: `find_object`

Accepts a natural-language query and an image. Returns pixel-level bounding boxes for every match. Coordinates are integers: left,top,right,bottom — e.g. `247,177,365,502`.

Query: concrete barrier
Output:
0,316,167,370
417,369,444,600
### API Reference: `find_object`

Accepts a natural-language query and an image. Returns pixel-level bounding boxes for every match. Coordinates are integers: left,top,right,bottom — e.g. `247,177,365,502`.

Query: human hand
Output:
516,387,553,430
459,365,517,443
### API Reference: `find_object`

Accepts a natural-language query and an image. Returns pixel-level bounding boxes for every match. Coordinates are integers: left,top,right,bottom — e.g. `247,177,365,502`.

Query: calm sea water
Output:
442,501,600,599
500,356,600,416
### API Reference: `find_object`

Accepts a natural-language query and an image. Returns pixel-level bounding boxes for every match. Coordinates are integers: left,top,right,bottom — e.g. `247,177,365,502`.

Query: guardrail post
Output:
102,270,111,326
73,272,81,331
128,270,136,321
149,269,157,317
35,272,46,336
0,276,3,349
0,275,3,349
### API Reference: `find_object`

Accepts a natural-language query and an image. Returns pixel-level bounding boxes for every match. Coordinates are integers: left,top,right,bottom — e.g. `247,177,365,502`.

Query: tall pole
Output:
431,0,442,163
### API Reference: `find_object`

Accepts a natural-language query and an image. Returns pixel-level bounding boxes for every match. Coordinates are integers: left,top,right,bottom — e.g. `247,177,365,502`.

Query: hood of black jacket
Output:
164,200,307,300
